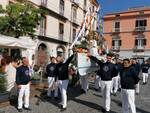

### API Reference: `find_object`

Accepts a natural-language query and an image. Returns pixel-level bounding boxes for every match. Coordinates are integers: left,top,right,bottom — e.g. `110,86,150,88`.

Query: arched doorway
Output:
37,43,48,66
56,45,65,57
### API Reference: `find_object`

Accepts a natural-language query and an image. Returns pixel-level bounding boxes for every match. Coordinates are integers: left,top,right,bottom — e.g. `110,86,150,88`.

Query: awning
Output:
0,35,37,49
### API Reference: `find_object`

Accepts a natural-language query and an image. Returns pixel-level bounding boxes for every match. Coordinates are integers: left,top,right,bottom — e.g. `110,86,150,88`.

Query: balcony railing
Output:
59,34,63,40
113,28,120,32
135,26,146,32
39,28,46,36
135,46,145,50
59,5,64,16
112,46,120,51
72,0,79,5
41,0,47,7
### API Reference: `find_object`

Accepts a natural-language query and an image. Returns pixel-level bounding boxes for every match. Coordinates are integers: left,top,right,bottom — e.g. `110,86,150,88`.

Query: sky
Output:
97,0,150,15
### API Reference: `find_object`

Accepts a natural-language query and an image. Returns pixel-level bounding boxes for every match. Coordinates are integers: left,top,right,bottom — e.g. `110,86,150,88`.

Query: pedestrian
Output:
94,70,101,91
55,54,75,111
120,59,140,113
131,58,141,94
46,56,58,99
111,59,119,96
88,53,118,113
16,57,31,112
141,61,150,85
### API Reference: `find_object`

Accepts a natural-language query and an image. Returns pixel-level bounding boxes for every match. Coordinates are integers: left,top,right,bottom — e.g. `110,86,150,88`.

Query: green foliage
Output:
31,72,40,80
0,74,7,93
0,2,45,38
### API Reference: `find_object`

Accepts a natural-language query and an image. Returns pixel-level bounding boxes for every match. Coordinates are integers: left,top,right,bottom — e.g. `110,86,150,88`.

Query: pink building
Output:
104,7,150,62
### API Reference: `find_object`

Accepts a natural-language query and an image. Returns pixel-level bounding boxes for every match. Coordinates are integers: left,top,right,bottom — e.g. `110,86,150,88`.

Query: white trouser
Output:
101,80,112,111
95,75,101,89
80,75,89,93
118,76,121,89
142,73,148,83
47,77,58,97
18,83,30,109
135,83,139,94
121,89,136,113
111,75,119,93
58,80,69,108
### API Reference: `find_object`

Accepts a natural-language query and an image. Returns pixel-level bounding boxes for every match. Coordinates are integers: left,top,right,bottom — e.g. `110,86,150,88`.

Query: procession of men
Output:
2,50,148,113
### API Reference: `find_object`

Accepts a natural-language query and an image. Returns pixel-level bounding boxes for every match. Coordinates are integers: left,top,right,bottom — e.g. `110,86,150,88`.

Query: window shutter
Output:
119,40,122,46
135,39,138,46
112,40,115,46
143,39,147,46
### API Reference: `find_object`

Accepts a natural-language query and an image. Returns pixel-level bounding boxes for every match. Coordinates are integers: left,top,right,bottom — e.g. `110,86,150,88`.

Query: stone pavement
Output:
0,77,150,113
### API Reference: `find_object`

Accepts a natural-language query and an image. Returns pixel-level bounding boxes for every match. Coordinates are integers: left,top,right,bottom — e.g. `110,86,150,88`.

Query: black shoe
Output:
101,108,106,112
24,107,32,111
81,89,86,94
94,88,99,91
60,107,67,112
17,108,23,112
54,97,59,100
113,93,117,96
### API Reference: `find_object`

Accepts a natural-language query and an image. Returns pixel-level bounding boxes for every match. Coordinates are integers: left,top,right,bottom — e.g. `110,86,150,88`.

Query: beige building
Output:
0,0,97,66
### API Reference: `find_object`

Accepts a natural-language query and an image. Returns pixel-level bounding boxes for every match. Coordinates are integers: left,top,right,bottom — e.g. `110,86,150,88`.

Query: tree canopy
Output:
0,1,45,38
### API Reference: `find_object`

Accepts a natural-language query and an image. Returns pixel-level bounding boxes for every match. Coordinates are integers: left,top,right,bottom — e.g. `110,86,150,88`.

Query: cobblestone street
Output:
0,76,150,113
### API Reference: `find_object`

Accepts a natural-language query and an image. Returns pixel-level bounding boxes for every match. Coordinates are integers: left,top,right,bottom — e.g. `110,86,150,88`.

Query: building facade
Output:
0,0,96,66
104,7,150,62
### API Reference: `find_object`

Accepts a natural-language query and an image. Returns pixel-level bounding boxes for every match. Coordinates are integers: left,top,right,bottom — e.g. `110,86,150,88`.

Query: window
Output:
72,7,77,23
59,0,64,15
72,29,76,41
40,16,46,36
84,0,87,10
135,19,147,31
114,21,120,32
41,0,47,7
59,23,64,40
135,38,146,49
112,39,121,50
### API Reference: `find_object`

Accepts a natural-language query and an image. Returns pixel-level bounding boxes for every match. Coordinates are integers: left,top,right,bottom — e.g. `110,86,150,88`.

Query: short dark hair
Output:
107,53,113,57
123,58,130,63
50,56,55,61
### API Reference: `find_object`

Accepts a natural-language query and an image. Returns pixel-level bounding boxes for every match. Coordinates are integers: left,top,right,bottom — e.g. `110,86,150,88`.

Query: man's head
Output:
22,57,29,66
123,59,131,68
11,58,18,68
56,56,64,63
106,53,112,62
50,57,56,63
131,58,137,64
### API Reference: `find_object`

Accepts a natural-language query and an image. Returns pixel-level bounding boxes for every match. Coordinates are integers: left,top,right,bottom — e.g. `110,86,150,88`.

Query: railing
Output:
39,28,46,36
59,6,64,16
135,26,146,32
41,0,47,7
59,34,63,40
112,46,120,50
113,28,120,32
135,46,145,50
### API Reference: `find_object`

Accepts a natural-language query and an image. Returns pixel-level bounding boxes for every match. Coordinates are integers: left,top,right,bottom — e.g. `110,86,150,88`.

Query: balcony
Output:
59,34,63,41
111,28,120,34
41,0,47,7
72,0,79,7
133,46,145,52
112,46,120,52
135,26,146,32
39,28,46,36
59,8,64,16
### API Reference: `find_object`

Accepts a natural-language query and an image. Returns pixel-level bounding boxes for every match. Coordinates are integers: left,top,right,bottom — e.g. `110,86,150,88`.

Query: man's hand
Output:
17,85,22,89
87,52,91,57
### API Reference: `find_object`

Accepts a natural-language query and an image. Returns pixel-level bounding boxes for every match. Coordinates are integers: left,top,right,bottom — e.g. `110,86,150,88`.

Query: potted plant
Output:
30,65,41,85
0,73,9,102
